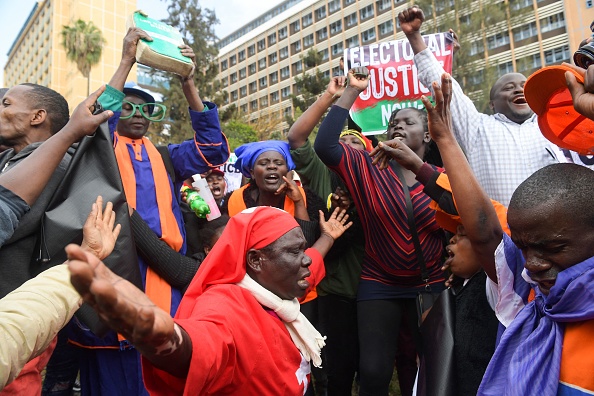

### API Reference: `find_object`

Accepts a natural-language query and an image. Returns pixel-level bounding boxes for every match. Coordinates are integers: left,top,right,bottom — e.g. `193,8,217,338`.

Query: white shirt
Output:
414,49,565,207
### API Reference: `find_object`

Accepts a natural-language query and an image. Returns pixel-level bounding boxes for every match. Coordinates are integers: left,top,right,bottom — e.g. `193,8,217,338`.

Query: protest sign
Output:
219,152,242,192
344,33,454,135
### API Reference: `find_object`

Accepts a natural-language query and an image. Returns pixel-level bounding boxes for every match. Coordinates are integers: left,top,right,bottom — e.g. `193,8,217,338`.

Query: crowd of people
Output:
1,5,594,396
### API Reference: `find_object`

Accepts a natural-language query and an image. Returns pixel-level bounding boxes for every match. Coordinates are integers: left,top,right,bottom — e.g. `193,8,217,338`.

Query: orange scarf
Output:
114,133,183,314
227,184,307,217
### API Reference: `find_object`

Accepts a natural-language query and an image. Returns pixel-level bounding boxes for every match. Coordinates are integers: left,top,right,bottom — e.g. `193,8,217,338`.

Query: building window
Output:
316,6,327,20
435,0,455,12
344,0,356,6
332,65,341,76
269,53,278,65
317,27,328,42
510,0,532,10
330,20,342,35
240,86,247,97
346,35,359,48
281,66,290,79
291,20,301,33
540,13,565,32
281,86,291,98
544,45,570,64
377,0,392,11
249,81,257,93
513,22,537,41
239,50,246,62
379,20,394,36
329,0,341,13
231,90,238,100
268,33,277,46
360,5,374,20
229,55,237,66
293,60,303,74
362,27,376,43
271,91,280,103
270,71,279,84
518,53,541,72
459,14,471,26
249,63,257,74
345,12,358,27
587,0,593,8
279,26,288,40
487,32,510,49
241,104,248,113
304,34,314,48
331,42,344,56
302,13,313,27
221,76,228,87
468,69,484,85
283,106,292,117
239,68,246,78
292,40,302,54
260,96,268,107
258,58,267,69
221,59,228,71
319,48,329,61
497,61,514,76
230,72,238,83
248,44,255,56
259,76,268,88
251,100,258,110
280,46,289,59
470,41,484,55
257,39,266,51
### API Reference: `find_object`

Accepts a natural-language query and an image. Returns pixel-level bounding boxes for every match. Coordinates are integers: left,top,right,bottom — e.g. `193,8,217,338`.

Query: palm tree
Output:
60,20,106,95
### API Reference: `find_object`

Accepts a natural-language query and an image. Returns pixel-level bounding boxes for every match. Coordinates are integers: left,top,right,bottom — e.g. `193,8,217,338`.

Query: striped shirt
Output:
315,106,444,290
414,48,564,207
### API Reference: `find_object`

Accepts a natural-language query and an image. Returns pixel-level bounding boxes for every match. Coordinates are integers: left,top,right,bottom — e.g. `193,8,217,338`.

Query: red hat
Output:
524,65,594,155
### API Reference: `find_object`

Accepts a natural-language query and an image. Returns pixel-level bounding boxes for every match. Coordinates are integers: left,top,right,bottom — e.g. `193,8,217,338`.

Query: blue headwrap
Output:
234,141,295,178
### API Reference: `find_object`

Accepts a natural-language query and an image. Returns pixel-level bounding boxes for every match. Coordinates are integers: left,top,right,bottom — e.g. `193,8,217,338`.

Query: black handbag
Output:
416,287,456,396
34,118,142,336
391,162,439,326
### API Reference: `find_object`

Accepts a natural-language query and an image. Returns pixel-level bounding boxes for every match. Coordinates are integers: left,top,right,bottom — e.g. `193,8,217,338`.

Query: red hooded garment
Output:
142,206,323,395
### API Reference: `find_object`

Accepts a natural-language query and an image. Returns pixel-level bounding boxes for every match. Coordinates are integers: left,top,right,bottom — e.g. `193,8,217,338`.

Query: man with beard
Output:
399,7,565,206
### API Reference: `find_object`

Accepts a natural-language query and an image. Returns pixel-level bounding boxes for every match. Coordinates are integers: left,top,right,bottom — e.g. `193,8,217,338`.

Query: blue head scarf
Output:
234,141,295,178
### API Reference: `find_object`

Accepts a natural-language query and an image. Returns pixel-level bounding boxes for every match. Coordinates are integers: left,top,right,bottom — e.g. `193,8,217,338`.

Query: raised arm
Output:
0,87,113,206
179,45,205,112
107,28,152,92
314,68,369,166
422,74,502,281
287,76,345,149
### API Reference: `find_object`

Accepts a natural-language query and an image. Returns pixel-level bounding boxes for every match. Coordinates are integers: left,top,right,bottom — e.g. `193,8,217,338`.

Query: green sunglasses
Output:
120,100,167,122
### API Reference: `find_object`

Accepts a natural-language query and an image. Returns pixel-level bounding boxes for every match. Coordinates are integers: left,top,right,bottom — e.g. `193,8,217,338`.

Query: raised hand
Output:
370,138,424,171
63,85,114,141
330,187,352,212
327,75,346,98
346,67,370,92
398,6,425,36
67,244,175,348
319,208,353,240
421,73,454,144
121,27,152,65
276,175,305,203
179,44,197,81
80,196,121,260
565,65,594,120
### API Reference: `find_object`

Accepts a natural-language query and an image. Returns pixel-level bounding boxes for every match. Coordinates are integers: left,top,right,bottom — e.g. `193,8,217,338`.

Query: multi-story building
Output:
215,0,593,130
4,0,137,110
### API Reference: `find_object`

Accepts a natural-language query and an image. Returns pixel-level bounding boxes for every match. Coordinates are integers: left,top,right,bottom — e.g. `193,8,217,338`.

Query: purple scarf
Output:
478,255,594,395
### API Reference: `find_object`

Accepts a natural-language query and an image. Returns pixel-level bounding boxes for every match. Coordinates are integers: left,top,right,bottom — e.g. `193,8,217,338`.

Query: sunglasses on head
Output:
120,100,166,122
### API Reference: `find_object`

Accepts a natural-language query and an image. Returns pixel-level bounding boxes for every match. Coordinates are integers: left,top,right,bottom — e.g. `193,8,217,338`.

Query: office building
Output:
4,0,137,110
215,0,593,130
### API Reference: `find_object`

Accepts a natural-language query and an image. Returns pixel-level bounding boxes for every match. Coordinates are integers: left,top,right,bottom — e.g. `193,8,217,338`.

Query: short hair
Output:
198,214,230,249
20,83,69,135
509,164,594,227
389,107,428,131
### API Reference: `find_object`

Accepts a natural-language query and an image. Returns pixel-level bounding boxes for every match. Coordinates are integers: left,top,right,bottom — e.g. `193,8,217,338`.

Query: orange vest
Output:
559,320,594,392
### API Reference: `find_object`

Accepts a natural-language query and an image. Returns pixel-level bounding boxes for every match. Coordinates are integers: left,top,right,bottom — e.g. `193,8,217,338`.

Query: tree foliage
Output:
60,20,106,95
415,0,530,113
155,0,225,143
285,48,330,129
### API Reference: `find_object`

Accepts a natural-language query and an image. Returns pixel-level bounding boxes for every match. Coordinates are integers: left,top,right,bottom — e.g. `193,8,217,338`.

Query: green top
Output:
290,139,364,299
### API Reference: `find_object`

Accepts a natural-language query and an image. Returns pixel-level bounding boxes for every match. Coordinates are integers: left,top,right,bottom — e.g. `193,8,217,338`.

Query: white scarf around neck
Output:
236,274,326,367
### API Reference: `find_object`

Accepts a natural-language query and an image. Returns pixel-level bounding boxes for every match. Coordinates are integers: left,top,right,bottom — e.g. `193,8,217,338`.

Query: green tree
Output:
415,0,530,113
285,48,330,129
223,120,258,151
156,0,224,143
60,20,106,95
